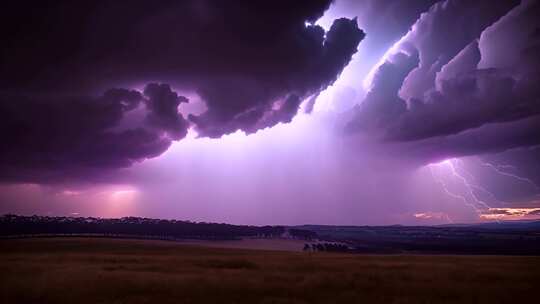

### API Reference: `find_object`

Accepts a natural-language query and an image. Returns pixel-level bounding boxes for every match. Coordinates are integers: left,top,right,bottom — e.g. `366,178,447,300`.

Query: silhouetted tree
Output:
0,215,288,241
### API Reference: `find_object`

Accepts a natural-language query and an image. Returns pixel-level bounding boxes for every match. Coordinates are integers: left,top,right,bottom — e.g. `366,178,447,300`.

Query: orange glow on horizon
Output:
480,207,540,220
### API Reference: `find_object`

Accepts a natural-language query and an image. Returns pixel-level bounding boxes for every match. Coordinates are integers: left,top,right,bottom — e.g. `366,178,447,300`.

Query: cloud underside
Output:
347,0,540,159
0,0,364,181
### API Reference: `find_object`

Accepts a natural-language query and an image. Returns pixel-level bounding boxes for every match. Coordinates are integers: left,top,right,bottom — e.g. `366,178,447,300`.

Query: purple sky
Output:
1,0,540,225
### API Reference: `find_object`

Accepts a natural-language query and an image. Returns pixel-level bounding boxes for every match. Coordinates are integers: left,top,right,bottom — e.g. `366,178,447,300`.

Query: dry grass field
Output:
179,238,307,251
1,238,539,304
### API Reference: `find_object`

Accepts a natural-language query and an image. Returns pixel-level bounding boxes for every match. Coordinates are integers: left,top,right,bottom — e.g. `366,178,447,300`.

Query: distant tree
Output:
303,243,311,251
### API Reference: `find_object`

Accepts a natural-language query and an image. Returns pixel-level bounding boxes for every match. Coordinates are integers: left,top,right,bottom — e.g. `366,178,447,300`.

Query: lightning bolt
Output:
426,157,540,223
477,160,540,190
453,159,505,206
427,159,494,218
428,158,540,222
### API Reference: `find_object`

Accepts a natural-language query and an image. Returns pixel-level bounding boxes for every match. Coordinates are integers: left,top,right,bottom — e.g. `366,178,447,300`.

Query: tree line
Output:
0,215,295,240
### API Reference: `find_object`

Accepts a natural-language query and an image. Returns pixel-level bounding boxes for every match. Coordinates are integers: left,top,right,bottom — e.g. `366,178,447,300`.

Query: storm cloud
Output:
347,0,540,154
0,84,188,182
0,0,363,181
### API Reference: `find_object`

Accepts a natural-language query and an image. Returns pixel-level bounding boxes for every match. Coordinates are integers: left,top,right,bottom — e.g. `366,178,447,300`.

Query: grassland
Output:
1,238,539,304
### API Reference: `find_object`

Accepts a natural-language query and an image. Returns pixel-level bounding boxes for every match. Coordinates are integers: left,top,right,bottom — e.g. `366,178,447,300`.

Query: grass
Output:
1,238,539,303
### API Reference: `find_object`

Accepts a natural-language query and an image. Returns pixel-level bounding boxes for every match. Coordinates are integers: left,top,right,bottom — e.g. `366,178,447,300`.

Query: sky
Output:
1,0,540,225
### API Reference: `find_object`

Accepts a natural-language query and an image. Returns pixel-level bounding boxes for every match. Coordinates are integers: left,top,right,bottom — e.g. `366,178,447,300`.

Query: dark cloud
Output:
1,1,363,137
346,50,419,135
398,0,520,101
188,17,364,137
143,84,189,140
347,0,539,151
0,0,364,181
389,66,526,141
397,115,540,163
0,84,189,182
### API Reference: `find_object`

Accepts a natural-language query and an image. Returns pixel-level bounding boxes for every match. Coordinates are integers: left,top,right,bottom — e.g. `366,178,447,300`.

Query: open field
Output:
1,238,539,304
180,238,307,251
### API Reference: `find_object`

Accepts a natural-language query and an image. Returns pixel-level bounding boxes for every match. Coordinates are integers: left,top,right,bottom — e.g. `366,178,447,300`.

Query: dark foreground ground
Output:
1,238,539,304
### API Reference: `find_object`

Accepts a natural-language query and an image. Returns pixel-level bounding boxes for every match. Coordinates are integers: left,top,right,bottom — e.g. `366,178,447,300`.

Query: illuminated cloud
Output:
346,0,540,167
347,0,524,143
480,207,540,221
414,211,452,223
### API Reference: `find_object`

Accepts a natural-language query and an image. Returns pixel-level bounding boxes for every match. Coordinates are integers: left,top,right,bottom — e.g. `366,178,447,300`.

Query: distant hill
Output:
297,221,540,255
439,220,540,230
